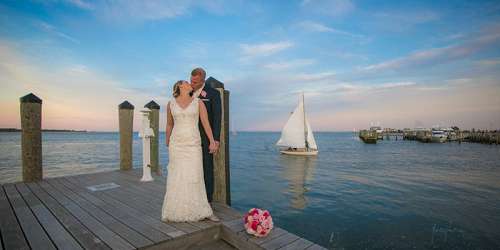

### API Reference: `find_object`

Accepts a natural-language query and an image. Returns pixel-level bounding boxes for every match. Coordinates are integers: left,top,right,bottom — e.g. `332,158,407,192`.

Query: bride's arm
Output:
199,100,217,153
166,102,174,147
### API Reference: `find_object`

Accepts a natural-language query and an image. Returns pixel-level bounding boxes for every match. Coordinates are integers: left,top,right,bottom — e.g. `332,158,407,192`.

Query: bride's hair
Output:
172,80,184,97
173,80,194,97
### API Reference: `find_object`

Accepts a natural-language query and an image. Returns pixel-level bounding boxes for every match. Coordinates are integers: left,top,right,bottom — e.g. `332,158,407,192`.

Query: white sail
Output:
277,97,306,148
305,118,317,149
277,93,317,150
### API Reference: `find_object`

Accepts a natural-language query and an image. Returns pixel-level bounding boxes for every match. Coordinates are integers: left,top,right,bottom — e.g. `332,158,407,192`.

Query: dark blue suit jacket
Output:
197,84,221,144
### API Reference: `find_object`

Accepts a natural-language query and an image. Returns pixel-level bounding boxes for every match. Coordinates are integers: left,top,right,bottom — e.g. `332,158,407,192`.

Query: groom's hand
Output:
214,141,220,154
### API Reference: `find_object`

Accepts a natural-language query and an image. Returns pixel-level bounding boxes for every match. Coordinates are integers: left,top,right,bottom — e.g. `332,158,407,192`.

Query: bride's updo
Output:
172,80,193,97
172,80,185,97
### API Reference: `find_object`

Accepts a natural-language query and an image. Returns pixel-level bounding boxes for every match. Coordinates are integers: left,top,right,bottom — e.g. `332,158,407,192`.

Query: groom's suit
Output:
196,84,221,202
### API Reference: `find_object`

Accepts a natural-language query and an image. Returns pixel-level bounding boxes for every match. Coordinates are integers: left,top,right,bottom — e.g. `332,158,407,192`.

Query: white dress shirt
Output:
193,82,205,98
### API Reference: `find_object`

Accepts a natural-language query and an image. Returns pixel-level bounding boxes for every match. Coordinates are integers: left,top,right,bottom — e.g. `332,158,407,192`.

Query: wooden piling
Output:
207,77,231,205
119,101,134,171
20,93,43,182
145,101,160,175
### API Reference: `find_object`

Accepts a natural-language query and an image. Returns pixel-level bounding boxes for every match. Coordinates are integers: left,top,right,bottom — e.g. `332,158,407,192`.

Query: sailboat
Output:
276,93,318,156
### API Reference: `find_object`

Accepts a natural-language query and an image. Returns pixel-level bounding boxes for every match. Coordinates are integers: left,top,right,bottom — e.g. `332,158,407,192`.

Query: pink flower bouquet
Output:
243,208,274,237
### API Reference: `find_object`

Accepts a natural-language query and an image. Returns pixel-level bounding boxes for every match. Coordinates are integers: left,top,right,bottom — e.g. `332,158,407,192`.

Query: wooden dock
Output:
0,169,325,250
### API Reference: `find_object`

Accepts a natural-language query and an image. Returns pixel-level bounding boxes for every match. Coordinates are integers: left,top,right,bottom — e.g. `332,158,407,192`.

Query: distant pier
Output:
358,127,499,144
402,129,499,144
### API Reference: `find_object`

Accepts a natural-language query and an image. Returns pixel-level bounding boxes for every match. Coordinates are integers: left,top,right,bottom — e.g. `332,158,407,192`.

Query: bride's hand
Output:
209,141,217,154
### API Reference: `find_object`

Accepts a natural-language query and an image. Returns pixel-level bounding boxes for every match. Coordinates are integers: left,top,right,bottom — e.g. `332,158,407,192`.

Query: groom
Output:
190,68,221,207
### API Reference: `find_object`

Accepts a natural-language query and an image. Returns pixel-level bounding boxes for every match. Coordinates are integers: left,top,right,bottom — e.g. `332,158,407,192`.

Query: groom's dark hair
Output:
191,67,206,80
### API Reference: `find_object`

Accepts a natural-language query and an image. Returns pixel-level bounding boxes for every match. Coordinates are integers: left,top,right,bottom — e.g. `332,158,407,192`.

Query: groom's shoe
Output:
207,214,220,222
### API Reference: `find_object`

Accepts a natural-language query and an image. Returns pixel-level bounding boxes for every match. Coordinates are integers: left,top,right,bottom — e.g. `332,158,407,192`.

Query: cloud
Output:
307,78,500,131
36,21,80,44
263,59,315,70
475,59,500,67
301,81,417,98
64,0,93,10
297,20,334,33
372,10,439,31
240,41,294,58
374,10,438,24
0,40,164,131
67,64,88,73
360,24,500,73
61,0,241,21
287,71,336,82
297,20,363,38
301,0,354,17
230,66,500,131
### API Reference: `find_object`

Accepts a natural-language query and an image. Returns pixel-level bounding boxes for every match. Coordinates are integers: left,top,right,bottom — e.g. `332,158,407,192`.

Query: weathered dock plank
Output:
104,171,228,230
0,185,30,250
26,182,111,250
106,171,216,233
63,175,183,238
260,231,300,250
3,183,56,250
38,180,135,250
75,171,203,235
55,177,170,243
15,183,83,250
45,178,154,248
59,178,170,243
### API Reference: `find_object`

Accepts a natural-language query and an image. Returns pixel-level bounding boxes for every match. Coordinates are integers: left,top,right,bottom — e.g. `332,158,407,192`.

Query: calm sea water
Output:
1,132,500,249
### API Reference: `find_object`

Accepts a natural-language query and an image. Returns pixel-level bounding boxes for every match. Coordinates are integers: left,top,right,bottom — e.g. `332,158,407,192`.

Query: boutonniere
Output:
200,90,207,98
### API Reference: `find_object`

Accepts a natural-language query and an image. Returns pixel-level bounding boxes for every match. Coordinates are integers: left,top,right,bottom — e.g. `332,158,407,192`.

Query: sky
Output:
1,0,500,132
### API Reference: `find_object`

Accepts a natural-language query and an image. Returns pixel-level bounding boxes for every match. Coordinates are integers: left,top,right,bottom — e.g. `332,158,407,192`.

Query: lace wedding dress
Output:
161,97,214,222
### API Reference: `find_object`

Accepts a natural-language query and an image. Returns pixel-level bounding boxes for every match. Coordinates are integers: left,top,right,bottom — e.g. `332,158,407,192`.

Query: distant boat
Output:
359,130,378,144
370,126,384,140
276,93,318,156
431,129,447,143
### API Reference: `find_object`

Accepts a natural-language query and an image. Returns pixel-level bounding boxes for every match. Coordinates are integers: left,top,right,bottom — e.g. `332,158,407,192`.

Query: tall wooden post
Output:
20,93,43,182
145,101,160,175
207,77,231,205
119,101,134,171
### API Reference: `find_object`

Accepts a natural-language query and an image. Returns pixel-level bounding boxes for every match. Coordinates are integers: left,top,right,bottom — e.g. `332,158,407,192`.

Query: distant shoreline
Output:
0,128,87,133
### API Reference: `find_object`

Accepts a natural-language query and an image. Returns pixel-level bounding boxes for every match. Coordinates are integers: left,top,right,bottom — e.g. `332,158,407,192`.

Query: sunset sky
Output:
1,0,500,131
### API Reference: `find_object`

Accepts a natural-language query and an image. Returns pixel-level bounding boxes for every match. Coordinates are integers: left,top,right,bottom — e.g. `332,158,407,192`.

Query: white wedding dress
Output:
161,97,214,222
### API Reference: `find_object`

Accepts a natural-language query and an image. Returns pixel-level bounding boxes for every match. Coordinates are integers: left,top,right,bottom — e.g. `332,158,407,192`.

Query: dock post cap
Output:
119,101,135,109
206,77,224,89
144,100,160,109
20,93,42,104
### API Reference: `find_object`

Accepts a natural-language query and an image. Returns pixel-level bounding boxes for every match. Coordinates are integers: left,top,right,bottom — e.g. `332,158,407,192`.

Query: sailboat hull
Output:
280,150,318,156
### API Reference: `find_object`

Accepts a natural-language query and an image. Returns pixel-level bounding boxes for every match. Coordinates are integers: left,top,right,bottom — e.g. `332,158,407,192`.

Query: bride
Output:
161,80,219,222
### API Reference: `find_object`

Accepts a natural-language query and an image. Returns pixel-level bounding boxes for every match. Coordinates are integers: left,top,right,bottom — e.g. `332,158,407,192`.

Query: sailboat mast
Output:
302,92,309,151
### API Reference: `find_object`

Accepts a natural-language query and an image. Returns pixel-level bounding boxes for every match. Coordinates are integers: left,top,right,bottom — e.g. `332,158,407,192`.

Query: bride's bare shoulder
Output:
166,99,174,110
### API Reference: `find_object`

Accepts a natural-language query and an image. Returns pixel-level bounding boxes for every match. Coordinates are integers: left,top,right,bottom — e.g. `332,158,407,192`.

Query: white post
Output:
139,109,155,182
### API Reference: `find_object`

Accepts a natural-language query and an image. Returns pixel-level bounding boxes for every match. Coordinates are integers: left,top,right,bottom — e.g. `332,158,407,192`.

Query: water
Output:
1,132,500,249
